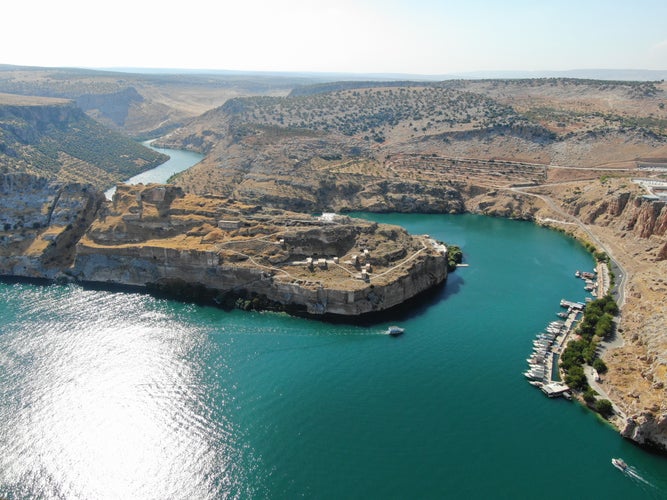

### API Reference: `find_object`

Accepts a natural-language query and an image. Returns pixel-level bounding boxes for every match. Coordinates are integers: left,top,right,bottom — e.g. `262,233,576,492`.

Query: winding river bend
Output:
1,147,666,499
104,141,203,199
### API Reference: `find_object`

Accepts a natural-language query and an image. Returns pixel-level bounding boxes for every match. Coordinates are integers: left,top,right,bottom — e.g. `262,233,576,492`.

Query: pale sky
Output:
3,0,666,74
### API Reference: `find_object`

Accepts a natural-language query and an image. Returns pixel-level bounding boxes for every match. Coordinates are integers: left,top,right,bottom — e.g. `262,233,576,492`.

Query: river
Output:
104,141,203,199
1,146,666,499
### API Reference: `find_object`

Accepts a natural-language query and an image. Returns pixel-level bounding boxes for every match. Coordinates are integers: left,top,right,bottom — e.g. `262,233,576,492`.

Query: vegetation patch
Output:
560,295,618,417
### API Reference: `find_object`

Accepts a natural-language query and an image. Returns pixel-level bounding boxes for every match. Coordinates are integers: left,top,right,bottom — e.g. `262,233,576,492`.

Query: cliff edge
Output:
0,175,448,317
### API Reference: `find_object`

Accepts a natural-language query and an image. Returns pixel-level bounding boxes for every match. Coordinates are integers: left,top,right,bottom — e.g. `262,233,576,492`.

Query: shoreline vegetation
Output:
537,218,628,422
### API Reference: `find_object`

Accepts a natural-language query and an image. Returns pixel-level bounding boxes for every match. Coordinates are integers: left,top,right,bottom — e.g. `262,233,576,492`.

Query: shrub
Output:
595,399,614,418
593,358,608,374
583,388,597,404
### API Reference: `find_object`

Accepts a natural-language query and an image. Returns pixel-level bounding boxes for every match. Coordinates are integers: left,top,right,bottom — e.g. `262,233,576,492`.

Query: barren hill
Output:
155,79,666,213
0,65,318,138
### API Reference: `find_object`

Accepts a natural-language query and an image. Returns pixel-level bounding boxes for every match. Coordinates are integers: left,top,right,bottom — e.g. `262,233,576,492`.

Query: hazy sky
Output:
4,0,666,74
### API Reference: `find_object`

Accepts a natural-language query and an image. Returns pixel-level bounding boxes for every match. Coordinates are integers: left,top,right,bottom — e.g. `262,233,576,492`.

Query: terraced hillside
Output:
158,79,667,212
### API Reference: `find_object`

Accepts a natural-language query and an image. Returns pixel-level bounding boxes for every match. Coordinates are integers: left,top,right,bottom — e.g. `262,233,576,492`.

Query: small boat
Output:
386,326,405,336
612,458,628,471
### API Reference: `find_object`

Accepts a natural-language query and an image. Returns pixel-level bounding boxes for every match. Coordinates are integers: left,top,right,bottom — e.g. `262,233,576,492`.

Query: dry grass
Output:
0,92,70,106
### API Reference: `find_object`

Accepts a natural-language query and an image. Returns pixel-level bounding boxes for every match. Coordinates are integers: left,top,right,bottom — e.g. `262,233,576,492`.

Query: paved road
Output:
584,365,627,419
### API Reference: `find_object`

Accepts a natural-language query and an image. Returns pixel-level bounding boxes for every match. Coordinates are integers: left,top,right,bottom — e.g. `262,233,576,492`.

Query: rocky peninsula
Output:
0,174,448,317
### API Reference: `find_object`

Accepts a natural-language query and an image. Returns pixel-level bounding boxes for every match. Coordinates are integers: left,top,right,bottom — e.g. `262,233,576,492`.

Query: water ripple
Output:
0,284,249,499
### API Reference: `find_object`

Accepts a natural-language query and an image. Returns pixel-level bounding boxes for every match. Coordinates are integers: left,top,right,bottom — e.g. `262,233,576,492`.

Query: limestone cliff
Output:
538,179,667,452
0,175,448,317
0,173,105,278
70,184,447,316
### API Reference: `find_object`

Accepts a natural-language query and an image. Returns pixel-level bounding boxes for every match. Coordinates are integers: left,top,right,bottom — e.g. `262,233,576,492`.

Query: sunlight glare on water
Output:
0,285,243,499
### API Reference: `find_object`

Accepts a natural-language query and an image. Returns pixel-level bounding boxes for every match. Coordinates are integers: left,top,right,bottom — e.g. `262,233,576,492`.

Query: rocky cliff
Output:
536,179,667,452
0,176,448,317
0,173,105,278
71,184,447,316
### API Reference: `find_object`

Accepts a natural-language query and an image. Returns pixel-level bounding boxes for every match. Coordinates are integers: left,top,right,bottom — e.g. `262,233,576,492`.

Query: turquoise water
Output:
104,141,203,199
1,213,666,499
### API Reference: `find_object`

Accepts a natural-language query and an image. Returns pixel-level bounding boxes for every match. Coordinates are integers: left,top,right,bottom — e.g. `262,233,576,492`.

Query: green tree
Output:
603,300,619,316
593,358,608,374
583,388,597,404
564,365,587,391
595,399,614,418
595,313,614,339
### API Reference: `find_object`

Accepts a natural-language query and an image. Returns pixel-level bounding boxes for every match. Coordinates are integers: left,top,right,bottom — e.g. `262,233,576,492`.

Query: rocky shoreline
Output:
0,174,448,318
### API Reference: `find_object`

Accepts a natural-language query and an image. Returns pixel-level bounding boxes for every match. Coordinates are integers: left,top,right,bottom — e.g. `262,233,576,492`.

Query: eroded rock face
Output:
0,173,104,278
0,178,447,316
71,184,448,316
622,413,667,452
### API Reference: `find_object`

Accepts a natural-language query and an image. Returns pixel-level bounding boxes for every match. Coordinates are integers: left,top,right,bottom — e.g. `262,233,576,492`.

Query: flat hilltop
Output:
0,65,320,138
0,91,70,106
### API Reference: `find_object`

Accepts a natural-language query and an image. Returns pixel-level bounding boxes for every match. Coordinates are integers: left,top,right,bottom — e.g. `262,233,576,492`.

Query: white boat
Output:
386,326,405,336
611,457,628,471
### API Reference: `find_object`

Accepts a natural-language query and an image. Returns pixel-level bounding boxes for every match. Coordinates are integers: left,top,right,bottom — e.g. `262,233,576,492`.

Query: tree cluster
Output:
560,295,618,417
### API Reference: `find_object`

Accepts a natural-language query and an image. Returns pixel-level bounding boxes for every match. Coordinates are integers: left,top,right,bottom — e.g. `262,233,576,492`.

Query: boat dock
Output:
524,301,581,398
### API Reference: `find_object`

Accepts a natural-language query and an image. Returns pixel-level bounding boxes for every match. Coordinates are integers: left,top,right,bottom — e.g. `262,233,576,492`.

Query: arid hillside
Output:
0,93,167,188
0,65,316,138
155,79,666,213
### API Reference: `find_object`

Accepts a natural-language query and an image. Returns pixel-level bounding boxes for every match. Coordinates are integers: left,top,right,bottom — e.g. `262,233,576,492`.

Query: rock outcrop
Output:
0,176,448,317
622,413,667,452
0,173,104,279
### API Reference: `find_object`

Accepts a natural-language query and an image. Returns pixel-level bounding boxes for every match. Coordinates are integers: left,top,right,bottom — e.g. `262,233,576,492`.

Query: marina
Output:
524,297,583,399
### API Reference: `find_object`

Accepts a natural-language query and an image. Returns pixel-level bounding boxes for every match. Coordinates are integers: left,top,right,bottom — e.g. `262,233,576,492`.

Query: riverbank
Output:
511,180,667,453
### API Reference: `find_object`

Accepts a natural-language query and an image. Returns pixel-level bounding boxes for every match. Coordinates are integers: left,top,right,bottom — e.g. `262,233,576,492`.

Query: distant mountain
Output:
448,69,667,82
97,66,667,82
